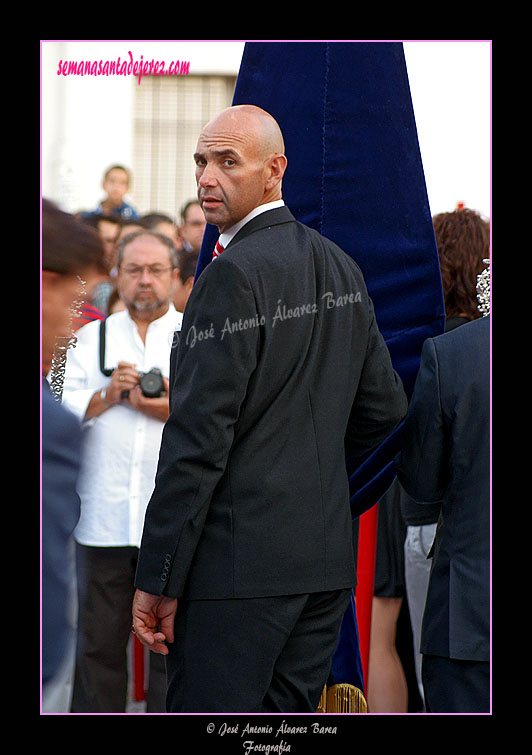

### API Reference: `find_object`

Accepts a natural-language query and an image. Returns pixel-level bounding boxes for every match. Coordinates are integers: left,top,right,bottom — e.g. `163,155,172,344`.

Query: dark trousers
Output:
422,654,490,713
71,544,166,713
166,588,352,713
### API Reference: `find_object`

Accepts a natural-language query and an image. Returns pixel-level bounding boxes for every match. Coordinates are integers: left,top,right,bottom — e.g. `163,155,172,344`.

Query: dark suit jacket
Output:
42,379,81,683
395,316,490,662
135,206,407,600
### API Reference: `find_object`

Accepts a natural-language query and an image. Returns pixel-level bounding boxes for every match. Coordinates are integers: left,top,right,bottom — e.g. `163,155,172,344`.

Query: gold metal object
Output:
316,683,368,713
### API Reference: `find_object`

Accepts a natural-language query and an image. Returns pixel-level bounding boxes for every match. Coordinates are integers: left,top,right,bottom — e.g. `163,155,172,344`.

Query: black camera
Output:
121,368,164,400
139,368,164,398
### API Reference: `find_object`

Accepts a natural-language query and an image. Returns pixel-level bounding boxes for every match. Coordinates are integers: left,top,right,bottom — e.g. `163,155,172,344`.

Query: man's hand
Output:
132,589,177,655
127,376,170,422
105,361,141,404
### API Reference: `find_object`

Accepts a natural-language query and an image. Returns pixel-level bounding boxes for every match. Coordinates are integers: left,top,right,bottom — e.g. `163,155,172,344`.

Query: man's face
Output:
194,115,272,233
179,203,206,252
117,235,176,316
103,168,129,205
97,219,120,267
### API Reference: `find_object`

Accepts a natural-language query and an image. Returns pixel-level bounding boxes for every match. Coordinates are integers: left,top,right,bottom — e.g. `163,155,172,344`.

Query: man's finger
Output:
152,632,170,655
135,627,169,655
159,614,175,645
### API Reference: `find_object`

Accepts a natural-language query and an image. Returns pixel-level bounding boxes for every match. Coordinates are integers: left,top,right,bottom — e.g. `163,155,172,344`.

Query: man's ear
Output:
265,154,288,191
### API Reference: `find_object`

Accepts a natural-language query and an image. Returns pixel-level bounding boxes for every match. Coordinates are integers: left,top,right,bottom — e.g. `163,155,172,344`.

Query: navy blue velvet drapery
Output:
194,41,445,696
197,40,444,513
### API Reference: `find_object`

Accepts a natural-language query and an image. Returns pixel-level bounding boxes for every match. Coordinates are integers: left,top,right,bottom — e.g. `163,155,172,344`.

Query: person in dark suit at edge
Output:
398,208,490,708
42,199,106,709
132,105,408,713
394,264,490,713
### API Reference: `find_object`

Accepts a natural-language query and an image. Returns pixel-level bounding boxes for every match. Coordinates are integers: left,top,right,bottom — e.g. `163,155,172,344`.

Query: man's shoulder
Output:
228,208,362,273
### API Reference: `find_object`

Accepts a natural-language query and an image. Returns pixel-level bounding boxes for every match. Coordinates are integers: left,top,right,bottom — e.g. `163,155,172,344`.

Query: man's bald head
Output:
205,105,285,160
194,105,288,233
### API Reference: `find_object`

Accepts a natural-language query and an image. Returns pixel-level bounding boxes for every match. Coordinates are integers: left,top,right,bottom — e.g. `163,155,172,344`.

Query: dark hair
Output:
433,208,490,321
78,213,101,229
42,198,106,275
116,230,178,269
141,212,176,228
177,250,199,284
79,213,122,229
120,217,147,229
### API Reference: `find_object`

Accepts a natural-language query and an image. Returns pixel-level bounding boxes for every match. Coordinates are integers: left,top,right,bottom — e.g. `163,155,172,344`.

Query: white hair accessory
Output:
476,259,490,317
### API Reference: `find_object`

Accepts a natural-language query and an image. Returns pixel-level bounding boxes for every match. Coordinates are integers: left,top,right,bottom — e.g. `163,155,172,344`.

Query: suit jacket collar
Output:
225,206,296,249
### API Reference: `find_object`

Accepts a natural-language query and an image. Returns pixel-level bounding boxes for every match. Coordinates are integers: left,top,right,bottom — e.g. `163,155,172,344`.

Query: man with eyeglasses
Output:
61,230,182,713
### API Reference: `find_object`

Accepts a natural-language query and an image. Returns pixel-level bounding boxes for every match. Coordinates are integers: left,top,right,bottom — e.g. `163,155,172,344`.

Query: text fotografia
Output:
57,51,190,85
209,720,338,753
186,290,362,349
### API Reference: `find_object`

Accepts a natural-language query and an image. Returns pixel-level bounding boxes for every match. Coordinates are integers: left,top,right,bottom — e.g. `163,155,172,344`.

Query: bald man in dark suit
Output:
132,105,407,713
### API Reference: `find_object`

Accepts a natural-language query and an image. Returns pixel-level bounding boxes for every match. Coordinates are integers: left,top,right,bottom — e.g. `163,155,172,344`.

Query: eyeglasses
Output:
121,265,173,278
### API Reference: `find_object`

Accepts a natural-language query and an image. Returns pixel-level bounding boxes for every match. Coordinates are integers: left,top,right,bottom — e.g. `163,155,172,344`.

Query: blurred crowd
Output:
74,164,205,324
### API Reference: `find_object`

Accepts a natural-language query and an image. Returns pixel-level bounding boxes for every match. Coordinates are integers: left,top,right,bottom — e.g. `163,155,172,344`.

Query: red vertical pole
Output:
133,635,146,701
355,501,379,691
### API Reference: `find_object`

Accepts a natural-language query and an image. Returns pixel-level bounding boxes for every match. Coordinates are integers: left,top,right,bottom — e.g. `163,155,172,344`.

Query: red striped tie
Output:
212,239,224,259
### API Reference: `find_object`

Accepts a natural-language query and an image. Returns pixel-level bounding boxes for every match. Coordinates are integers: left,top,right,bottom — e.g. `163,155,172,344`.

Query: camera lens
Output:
139,368,163,398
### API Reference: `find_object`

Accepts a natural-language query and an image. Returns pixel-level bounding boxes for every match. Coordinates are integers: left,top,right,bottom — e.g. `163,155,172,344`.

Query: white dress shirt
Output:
61,305,183,548
218,199,285,249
